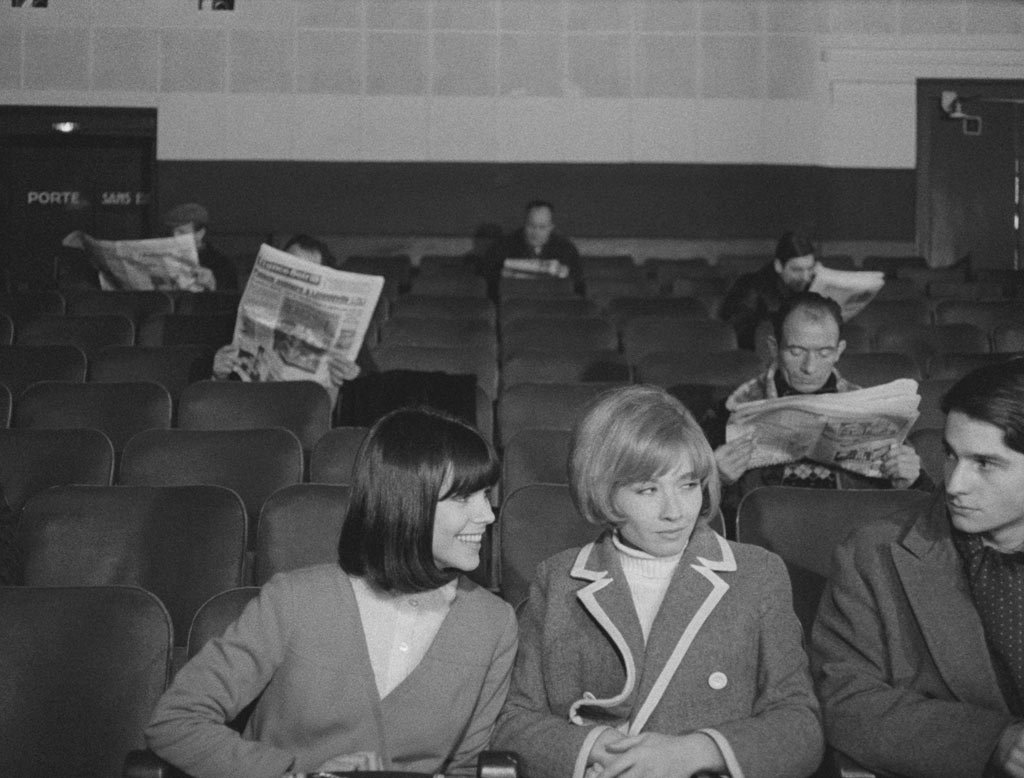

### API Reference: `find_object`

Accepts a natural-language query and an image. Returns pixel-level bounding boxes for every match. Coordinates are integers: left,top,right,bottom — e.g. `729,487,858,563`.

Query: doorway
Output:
0,106,157,290
916,79,1024,271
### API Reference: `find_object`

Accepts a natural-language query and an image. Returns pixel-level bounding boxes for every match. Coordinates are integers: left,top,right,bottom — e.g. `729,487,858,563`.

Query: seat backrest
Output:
852,298,932,340
908,426,945,486
390,294,496,324
13,380,172,451
934,299,1023,331
0,428,114,513
621,317,737,362
607,296,709,327
500,296,599,324
0,585,172,778
66,290,173,323
499,277,577,300
502,349,630,388
0,344,87,398
838,352,922,386
926,352,1008,380
0,290,65,323
861,255,929,276
379,316,496,352
15,314,134,357
0,312,11,346
178,379,332,452
501,428,572,497
310,426,370,484
915,378,958,431
89,345,216,406
0,384,9,428
173,291,242,316
499,484,600,607
736,486,932,637
497,382,624,446
501,317,618,359
873,323,990,372
370,343,498,399
255,483,352,584
408,274,488,298
19,484,247,644
584,278,656,309
635,349,761,388
137,312,237,347
187,587,261,658
119,428,304,543
993,323,1024,354
579,254,636,280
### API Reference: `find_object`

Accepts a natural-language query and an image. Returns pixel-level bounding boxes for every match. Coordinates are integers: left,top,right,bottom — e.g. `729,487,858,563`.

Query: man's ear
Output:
773,259,783,275
836,339,847,360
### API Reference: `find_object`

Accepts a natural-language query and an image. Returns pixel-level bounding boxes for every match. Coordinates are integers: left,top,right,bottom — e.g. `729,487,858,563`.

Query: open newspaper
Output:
63,231,215,291
726,378,921,479
809,265,885,321
502,257,570,279
228,244,384,394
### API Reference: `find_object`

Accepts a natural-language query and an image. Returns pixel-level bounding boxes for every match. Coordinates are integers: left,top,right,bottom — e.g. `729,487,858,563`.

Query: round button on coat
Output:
708,671,728,690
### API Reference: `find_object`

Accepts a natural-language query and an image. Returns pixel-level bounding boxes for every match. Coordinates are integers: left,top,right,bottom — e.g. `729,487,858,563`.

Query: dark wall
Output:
157,161,915,242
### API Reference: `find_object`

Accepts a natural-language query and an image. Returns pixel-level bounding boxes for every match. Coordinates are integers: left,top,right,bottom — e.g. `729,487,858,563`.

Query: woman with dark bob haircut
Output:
493,385,823,778
146,407,517,778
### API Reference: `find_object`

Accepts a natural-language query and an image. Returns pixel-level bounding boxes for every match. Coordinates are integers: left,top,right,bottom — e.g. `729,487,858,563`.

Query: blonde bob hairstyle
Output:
569,384,721,528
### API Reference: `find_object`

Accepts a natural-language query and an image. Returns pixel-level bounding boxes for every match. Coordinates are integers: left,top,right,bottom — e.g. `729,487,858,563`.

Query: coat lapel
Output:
892,496,1008,712
629,526,735,734
565,527,737,733
567,538,646,724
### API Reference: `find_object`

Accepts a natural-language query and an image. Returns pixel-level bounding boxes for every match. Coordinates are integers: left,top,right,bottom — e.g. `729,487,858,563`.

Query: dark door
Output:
0,107,157,290
916,79,1024,271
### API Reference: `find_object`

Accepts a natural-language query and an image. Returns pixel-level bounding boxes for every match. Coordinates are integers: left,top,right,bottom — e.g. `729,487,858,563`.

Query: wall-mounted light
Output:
52,121,80,133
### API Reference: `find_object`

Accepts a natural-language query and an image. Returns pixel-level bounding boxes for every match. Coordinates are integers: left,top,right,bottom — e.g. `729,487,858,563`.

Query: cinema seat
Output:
119,428,303,545
502,349,630,388
0,428,114,514
19,484,246,659
178,379,332,453
16,313,134,358
0,344,87,399
0,585,171,778
309,426,369,485
66,289,173,325
14,380,172,453
254,483,352,584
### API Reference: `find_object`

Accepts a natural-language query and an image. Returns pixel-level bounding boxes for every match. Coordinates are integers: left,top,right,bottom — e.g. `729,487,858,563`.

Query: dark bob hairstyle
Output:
338,406,499,593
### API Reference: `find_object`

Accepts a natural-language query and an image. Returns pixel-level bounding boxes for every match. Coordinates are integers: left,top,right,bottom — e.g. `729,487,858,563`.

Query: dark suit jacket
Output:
812,494,1014,778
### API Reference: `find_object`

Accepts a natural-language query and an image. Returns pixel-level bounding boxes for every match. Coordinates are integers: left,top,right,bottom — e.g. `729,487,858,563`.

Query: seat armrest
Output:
124,749,190,778
478,750,518,778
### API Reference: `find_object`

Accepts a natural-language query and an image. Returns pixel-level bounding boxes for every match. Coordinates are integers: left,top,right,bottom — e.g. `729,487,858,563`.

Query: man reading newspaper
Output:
213,239,382,408
706,292,932,503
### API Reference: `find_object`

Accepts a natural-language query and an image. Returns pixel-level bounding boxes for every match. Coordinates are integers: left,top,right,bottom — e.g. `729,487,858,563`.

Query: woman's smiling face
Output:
432,487,494,571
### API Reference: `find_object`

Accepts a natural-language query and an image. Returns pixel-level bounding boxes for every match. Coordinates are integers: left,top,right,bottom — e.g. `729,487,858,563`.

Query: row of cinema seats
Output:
0,483,918,778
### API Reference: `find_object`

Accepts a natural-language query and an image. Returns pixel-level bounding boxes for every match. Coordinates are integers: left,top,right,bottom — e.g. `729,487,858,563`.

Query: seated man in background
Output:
813,358,1024,778
707,292,928,501
163,202,239,292
720,231,817,351
483,200,581,298
213,234,361,402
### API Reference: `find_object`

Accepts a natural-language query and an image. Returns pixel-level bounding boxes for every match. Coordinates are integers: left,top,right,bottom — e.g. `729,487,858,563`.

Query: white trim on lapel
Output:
567,542,639,725
628,533,736,735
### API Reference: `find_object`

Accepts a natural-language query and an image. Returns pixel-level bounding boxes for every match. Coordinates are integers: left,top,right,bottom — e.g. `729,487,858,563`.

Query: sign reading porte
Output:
27,191,81,205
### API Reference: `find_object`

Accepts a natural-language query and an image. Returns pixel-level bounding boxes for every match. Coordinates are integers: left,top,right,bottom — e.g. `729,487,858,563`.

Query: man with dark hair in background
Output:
720,231,818,351
483,200,581,299
163,202,238,291
814,357,1024,778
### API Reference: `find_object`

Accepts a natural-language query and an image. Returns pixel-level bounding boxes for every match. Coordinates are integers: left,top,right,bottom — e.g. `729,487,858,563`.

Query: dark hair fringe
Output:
338,406,498,594
941,357,1024,455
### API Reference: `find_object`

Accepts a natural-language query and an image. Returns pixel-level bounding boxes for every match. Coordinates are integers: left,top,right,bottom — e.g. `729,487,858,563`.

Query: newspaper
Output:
229,244,384,393
502,257,570,280
63,231,215,291
726,378,921,478
809,265,885,321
